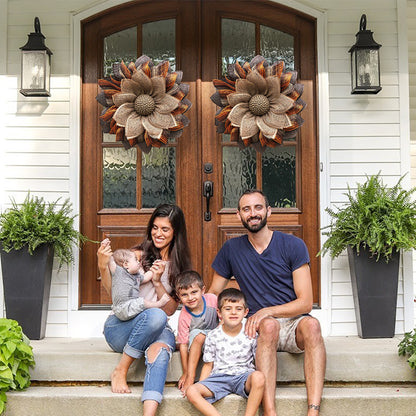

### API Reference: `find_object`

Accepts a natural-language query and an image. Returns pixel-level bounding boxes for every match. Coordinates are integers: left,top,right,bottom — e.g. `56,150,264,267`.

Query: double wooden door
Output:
80,0,319,307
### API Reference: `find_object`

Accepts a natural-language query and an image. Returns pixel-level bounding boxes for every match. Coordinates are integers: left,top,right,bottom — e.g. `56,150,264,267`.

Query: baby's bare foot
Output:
111,368,131,393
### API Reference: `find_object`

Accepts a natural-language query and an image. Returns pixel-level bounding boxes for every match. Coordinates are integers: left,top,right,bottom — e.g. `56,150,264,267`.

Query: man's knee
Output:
297,317,323,347
258,318,280,343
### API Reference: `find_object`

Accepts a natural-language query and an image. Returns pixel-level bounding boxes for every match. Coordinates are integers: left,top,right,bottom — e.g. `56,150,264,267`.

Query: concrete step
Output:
4,385,416,416
29,336,415,383
3,336,416,416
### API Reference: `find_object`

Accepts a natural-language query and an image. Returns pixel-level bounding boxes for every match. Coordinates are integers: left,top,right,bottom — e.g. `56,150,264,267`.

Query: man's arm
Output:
208,272,229,295
245,263,313,337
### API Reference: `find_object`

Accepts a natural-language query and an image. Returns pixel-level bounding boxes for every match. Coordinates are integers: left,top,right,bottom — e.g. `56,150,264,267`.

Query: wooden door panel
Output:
200,1,320,303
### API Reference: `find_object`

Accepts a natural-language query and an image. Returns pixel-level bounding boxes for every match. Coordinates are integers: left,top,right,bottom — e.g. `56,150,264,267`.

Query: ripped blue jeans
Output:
103,308,176,403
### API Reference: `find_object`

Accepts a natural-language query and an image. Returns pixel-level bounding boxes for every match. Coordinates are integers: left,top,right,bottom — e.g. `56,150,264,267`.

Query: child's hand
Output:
179,375,194,397
177,373,186,392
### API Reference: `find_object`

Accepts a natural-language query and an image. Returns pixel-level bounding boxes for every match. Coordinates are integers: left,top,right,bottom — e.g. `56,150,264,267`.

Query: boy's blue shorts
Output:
197,371,252,403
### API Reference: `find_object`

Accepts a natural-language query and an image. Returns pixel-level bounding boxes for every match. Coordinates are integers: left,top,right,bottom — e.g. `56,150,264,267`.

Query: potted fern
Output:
0,193,88,340
319,174,416,338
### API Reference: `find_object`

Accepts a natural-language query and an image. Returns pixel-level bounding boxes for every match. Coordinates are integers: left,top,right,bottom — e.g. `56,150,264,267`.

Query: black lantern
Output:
349,14,381,94
19,17,53,97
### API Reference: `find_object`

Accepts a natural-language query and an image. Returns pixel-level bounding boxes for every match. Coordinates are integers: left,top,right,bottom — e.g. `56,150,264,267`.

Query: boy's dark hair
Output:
218,288,247,309
175,270,204,292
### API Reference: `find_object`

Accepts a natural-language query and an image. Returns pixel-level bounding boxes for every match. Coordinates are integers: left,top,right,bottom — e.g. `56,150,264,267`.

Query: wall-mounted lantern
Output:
349,14,381,94
19,17,53,97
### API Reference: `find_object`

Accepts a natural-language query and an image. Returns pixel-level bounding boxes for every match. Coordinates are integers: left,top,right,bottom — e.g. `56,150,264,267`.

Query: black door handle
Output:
203,181,213,221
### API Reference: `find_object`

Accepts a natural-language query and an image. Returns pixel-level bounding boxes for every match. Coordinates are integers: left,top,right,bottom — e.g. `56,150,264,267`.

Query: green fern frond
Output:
0,193,91,268
319,173,416,262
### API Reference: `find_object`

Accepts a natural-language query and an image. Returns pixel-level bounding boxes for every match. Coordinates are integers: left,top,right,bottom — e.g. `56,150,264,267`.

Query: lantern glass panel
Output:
356,49,379,88
351,51,357,88
21,50,47,91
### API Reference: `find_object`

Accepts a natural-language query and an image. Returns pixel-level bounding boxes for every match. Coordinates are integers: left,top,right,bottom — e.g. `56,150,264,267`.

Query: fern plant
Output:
398,329,416,370
0,318,35,414
319,174,416,262
0,193,89,268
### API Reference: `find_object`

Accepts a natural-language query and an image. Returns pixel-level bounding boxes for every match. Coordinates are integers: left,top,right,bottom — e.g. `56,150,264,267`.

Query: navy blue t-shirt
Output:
212,231,310,316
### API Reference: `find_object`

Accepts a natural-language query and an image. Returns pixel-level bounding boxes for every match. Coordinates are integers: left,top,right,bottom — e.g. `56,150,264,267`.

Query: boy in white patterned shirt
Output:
186,288,265,416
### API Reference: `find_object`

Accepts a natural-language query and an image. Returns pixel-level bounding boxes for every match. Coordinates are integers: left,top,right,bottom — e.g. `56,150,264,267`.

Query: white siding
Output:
324,0,409,336
0,0,413,337
2,0,93,337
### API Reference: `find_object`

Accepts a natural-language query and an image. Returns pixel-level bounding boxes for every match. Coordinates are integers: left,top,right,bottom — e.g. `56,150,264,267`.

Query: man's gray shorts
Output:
276,315,308,353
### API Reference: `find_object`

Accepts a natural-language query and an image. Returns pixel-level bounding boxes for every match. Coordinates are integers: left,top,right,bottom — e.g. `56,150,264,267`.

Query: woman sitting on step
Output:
97,204,191,416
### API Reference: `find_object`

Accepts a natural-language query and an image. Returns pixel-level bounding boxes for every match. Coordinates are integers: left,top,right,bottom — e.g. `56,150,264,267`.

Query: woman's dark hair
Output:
132,204,191,288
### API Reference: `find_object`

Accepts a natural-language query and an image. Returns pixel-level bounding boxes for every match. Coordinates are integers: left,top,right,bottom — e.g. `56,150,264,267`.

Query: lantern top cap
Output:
349,14,381,52
20,17,53,55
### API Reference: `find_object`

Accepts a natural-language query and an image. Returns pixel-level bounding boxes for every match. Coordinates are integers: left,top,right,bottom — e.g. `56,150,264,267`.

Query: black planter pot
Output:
347,245,399,338
0,244,54,340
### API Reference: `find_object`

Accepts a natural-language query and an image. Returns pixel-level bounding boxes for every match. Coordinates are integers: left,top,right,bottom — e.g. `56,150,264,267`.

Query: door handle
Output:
203,181,213,221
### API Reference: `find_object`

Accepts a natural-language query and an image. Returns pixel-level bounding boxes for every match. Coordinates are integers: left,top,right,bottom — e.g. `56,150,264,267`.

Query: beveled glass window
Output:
101,20,176,210
103,27,137,76
142,20,176,70
103,148,137,209
221,19,296,209
221,19,255,75
260,25,294,70
142,147,176,208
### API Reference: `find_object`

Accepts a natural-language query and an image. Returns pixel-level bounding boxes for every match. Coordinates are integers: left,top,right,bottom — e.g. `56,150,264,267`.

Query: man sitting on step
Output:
209,189,326,416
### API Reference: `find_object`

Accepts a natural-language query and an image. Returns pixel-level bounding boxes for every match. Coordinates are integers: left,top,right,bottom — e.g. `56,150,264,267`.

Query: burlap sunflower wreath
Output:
210,55,306,151
96,55,191,153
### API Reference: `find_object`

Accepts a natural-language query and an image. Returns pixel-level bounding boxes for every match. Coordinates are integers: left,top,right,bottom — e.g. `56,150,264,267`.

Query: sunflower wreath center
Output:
134,94,156,116
248,94,270,116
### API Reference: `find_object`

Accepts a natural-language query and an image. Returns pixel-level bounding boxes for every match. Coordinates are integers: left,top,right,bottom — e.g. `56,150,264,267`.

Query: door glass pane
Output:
142,19,176,70
103,27,137,76
220,21,297,209
260,25,294,70
221,19,255,75
223,146,256,208
103,148,137,208
142,147,176,208
262,146,296,208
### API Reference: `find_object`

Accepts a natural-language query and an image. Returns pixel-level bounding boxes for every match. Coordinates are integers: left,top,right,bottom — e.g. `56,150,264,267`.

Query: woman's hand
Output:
97,238,112,270
97,238,113,295
150,260,166,285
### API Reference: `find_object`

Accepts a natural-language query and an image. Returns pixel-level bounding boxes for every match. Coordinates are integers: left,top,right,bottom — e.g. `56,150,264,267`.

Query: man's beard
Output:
241,215,267,233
